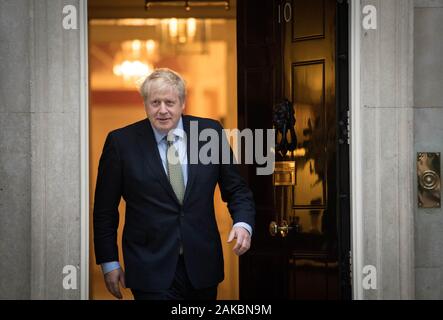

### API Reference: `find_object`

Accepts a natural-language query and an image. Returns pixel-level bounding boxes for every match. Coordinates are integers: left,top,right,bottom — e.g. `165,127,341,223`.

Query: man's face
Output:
145,85,185,134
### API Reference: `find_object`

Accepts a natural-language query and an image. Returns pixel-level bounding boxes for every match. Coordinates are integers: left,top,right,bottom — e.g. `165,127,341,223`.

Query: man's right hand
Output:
104,268,126,299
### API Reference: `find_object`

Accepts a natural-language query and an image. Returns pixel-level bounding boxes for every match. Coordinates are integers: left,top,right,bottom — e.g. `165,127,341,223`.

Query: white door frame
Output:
349,0,364,300
80,0,90,301
78,0,364,300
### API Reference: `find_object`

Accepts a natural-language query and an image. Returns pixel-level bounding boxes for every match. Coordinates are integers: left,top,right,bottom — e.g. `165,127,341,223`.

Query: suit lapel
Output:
183,115,197,204
136,118,180,204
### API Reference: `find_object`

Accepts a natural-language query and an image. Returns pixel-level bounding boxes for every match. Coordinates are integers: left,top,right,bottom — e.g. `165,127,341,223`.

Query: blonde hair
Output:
139,68,186,105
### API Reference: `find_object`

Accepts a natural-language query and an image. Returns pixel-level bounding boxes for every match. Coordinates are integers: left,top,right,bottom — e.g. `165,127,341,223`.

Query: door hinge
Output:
338,109,350,145
347,110,351,145
349,250,353,286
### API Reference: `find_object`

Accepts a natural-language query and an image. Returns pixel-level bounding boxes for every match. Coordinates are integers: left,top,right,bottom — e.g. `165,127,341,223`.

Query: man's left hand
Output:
227,226,251,256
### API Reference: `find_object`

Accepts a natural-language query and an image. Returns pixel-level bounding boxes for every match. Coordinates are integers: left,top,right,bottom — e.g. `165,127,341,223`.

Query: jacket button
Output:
180,210,185,217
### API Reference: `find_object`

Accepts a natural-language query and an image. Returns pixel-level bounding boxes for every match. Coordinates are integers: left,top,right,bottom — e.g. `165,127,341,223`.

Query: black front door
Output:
237,0,351,299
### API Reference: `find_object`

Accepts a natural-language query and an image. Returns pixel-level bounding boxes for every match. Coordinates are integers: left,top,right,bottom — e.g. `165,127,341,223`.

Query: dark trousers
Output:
131,255,218,300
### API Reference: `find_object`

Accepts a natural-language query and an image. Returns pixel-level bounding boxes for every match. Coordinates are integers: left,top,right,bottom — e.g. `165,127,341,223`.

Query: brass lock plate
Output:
417,152,441,208
273,161,296,186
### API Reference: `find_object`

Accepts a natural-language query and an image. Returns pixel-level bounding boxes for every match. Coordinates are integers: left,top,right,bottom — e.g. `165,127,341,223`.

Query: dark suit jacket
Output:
93,115,256,291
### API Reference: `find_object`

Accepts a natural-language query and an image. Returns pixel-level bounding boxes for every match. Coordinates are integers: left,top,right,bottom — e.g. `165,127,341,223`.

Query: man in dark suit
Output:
93,68,256,300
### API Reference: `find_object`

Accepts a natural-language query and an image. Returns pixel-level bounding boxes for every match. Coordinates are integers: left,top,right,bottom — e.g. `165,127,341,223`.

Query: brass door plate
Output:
417,152,441,208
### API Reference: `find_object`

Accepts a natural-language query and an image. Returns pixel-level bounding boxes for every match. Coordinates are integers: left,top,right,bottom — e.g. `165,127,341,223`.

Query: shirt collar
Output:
151,117,185,145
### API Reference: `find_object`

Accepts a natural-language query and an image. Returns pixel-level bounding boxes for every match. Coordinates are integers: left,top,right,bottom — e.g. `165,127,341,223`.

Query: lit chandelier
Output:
144,0,230,11
113,40,157,85
111,17,208,84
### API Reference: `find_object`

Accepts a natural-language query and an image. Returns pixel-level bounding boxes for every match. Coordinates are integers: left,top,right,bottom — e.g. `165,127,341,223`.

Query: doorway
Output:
85,0,352,300
237,0,351,299
88,1,239,300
